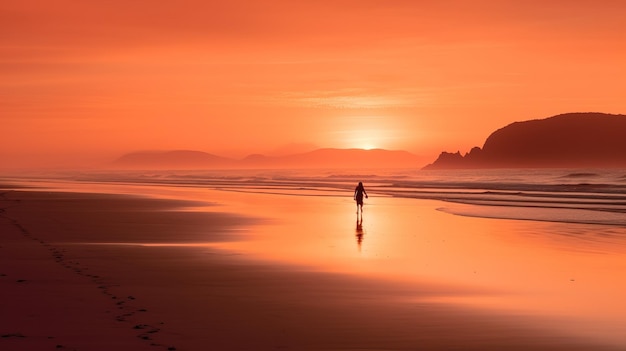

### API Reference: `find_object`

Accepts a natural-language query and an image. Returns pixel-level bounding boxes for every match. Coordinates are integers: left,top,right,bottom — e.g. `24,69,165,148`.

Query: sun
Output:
348,133,382,150
333,116,404,151
359,143,377,150
342,130,386,150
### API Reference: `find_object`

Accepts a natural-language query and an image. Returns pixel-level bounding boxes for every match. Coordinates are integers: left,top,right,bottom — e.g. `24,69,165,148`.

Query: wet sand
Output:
1,183,625,350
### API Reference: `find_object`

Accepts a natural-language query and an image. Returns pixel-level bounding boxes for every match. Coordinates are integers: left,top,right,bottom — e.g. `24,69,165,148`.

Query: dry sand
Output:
1,184,624,350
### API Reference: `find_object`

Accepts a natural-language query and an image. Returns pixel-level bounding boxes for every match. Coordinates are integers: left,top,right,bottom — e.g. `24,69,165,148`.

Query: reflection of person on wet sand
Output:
353,182,368,215
355,217,364,251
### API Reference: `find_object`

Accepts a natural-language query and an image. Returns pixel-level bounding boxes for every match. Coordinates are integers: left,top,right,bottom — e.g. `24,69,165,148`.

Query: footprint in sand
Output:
1,333,26,338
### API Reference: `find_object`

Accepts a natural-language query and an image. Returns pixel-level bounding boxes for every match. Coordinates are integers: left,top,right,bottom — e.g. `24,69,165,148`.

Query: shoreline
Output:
1,183,625,350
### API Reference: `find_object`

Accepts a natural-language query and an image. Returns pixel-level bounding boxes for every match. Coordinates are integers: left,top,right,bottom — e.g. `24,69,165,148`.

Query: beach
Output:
2,178,626,350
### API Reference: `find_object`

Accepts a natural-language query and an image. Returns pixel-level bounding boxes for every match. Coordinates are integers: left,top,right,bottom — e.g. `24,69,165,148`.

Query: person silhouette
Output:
353,181,368,215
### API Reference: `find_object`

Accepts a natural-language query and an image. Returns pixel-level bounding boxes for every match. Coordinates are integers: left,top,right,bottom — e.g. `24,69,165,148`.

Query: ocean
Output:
11,167,626,227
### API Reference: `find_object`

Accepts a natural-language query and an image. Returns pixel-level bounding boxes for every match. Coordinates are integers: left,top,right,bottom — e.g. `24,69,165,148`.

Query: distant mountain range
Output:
110,148,424,169
111,112,626,170
424,112,626,169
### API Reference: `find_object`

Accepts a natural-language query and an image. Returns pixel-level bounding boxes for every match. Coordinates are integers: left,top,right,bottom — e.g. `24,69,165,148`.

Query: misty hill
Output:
111,148,423,169
111,150,235,169
424,112,626,169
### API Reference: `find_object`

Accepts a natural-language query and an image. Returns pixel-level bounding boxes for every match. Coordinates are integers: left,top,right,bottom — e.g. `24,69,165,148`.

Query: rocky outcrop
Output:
424,112,626,169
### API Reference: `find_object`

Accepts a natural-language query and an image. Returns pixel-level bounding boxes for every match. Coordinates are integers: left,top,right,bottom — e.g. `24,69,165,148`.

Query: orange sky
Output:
2,0,626,168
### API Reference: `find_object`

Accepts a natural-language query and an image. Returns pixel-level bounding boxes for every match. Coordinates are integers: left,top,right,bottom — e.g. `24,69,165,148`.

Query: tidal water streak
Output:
22,167,625,227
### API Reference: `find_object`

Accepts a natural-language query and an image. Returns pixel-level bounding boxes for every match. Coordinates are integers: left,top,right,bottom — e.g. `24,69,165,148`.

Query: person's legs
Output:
356,196,364,214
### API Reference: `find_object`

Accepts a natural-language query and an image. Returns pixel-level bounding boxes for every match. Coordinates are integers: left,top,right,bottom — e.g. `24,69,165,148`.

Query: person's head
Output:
358,181,363,187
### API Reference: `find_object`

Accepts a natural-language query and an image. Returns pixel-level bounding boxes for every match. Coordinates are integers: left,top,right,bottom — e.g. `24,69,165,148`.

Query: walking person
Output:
354,181,368,215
